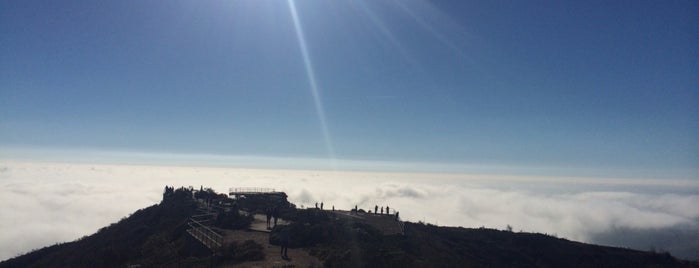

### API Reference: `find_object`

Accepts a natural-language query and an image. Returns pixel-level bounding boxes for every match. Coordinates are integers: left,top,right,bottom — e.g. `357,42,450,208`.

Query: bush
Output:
215,210,254,230
221,240,265,263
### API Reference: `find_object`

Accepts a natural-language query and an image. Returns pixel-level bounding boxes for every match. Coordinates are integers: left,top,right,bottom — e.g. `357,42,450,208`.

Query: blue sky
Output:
1,0,697,178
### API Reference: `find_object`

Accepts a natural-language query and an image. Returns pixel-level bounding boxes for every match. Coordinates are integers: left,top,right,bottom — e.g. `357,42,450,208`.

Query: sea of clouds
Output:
1,160,698,261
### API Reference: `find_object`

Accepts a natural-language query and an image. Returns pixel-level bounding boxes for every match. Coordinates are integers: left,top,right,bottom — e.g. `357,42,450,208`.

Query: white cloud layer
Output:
1,160,697,261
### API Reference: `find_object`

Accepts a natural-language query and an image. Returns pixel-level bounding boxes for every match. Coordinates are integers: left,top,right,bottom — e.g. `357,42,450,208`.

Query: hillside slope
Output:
0,187,205,268
2,187,697,268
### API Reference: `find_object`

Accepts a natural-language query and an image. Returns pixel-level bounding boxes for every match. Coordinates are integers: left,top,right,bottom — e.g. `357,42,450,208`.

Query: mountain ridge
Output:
2,186,697,268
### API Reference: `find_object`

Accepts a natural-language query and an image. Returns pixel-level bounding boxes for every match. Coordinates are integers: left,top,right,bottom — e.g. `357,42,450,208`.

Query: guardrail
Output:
229,187,276,194
186,218,223,251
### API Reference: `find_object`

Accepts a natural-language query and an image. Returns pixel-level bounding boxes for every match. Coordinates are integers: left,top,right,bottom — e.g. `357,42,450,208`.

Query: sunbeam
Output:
287,0,336,166
392,0,474,63
352,1,416,65
349,0,443,96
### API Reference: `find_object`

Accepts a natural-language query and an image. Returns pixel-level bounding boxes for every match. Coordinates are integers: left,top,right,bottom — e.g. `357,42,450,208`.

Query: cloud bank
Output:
1,160,697,261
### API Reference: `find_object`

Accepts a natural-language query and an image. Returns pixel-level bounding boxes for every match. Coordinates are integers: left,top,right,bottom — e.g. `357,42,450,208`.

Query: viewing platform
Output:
228,187,286,199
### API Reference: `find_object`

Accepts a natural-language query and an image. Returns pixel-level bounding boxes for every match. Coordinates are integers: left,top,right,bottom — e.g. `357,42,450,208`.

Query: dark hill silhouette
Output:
2,186,697,268
0,187,209,268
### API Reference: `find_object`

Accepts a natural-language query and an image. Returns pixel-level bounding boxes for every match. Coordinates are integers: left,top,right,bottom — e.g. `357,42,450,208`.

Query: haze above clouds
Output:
2,160,697,261
1,0,697,263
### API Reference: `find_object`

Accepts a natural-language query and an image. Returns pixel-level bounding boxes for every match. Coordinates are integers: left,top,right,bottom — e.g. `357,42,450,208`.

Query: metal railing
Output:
229,187,277,194
186,218,223,251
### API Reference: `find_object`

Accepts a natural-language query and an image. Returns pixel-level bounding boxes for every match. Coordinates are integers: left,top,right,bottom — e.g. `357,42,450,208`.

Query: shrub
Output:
221,240,265,263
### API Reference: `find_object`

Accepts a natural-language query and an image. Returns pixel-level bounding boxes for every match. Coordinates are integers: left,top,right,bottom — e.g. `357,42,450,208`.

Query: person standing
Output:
320,202,324,210
279,228,290,260
375,205,378,214
266,207,272,229
273,206,279,227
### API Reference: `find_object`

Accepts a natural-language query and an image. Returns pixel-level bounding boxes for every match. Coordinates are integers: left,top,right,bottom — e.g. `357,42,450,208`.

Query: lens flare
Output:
287,0,336,166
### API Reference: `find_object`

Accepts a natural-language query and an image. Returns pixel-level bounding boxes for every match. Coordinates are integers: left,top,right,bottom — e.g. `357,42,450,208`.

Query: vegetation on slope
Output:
0,187,261,268
2,186,697,268
267,209,698,268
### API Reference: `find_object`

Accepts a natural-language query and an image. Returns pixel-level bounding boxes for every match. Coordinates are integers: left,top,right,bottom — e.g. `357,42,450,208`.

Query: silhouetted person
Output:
266,207,272,229
355,205,358,214
273,206,279,227
386,206,390,215
320,202,323,210
381,207,383,214
332,205,335,211
375,205,378,214
315,202,318,209
395,211,399,221
279,228,290,260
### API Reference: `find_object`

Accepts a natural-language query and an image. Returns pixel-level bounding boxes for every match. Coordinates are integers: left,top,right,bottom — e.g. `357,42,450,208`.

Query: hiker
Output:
375,205,378,214
395,211,399,221
332,205,335,211
381,207,383,214
273,206,279,227
320,202,324,210
386,206,390,215
279,228,290,260
315,202,318,209
266,207,272,229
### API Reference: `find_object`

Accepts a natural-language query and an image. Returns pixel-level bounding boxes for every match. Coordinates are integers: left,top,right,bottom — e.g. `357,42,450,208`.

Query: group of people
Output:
313,202,337,211
373,205,392,215
349,204,399,220
373,205,400,221
272,202,403,261
314,202,324,210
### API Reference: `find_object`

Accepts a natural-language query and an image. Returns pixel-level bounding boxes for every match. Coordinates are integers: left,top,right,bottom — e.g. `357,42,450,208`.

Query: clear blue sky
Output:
1,0,697,178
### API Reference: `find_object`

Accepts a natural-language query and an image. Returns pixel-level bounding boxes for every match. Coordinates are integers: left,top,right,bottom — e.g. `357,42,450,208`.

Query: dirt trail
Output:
218,210,402,267
219,214,322,268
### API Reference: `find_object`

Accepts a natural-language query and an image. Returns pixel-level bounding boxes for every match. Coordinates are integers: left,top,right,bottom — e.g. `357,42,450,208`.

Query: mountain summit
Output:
2,186,696,268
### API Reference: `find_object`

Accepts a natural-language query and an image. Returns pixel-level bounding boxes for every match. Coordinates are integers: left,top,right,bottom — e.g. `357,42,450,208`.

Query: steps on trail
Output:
186,217,223,252
186,199,224,252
